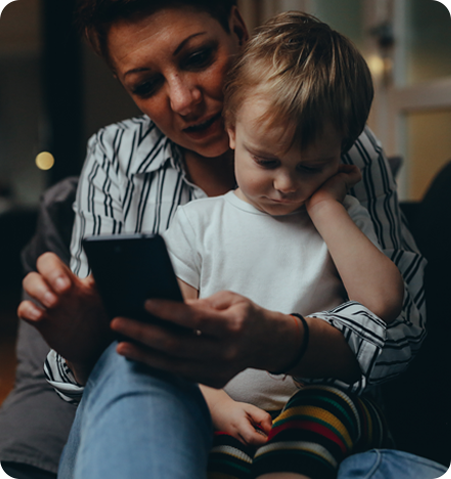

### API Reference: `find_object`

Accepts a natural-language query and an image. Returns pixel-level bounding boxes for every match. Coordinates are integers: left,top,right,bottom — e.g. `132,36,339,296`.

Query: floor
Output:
0,294,19,405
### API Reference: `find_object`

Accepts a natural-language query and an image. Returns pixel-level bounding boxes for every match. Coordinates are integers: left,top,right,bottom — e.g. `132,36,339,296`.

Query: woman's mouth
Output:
183,113,223,140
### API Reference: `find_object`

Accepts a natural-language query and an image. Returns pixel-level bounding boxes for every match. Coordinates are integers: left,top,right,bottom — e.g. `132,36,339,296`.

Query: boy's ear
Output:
227,127,236,149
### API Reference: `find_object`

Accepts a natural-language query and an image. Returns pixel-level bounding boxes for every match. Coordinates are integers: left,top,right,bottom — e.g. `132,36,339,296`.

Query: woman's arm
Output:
306,167,404,323
337,127,426,384
110,291,362,387
69,129,126,278
18,126,129,399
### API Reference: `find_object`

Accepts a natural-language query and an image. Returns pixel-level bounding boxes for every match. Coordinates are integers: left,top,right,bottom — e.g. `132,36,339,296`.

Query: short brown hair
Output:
75,0,237,65
223,11,373,153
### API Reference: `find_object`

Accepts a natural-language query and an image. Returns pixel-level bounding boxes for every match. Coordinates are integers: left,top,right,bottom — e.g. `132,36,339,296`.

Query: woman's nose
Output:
168,75,202,115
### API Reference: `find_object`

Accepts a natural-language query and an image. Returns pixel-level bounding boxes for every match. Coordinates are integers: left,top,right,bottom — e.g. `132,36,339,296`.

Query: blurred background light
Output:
35,151,54,170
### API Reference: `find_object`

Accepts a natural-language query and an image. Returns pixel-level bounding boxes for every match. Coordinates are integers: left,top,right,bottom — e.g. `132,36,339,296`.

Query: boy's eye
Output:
132,76,163,98
298,164,322,173
253,156,279,168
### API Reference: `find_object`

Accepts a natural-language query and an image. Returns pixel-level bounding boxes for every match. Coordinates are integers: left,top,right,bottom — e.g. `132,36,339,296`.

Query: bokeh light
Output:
35,151,55,171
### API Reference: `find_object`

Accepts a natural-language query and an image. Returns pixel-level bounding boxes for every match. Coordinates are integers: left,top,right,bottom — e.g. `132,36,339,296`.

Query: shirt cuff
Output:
44,349,84,404
303,301,387,393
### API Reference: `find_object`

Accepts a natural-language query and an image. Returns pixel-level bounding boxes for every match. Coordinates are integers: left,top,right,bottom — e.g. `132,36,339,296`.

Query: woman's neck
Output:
183,149,235,197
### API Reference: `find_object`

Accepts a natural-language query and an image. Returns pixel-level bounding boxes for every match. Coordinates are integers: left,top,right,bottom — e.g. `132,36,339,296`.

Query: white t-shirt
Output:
164,190,381,410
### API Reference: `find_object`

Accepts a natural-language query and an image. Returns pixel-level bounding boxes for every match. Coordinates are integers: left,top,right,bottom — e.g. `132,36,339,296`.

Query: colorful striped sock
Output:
207,431,254,479
252,385,391,479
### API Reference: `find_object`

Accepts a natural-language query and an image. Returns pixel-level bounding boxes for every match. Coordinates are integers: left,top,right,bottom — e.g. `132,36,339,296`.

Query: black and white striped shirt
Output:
44,115,426,402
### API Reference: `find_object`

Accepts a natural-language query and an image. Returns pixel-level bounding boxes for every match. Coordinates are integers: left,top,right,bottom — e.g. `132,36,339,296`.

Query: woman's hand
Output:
111,290,361,387
17,252,114,384
111,291,297,389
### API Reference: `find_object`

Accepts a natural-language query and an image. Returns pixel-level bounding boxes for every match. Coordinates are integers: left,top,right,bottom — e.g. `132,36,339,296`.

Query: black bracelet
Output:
270,313,310,375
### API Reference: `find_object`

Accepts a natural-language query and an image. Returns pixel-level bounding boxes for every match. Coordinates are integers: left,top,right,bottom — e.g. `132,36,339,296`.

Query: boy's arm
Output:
306,166,404,323
178,278,199,300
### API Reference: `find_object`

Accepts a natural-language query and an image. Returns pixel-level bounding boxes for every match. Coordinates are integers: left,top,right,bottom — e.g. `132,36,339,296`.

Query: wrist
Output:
307,197,345,216
270,314,309,375
208,392,236,430
65,359,96,386
257,311,306,374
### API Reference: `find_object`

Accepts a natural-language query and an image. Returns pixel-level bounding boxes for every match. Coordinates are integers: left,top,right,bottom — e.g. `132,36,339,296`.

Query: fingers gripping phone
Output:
82,233,188,332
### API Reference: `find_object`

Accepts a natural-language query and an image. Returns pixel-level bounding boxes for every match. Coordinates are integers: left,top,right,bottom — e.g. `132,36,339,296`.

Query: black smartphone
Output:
82,233,188,331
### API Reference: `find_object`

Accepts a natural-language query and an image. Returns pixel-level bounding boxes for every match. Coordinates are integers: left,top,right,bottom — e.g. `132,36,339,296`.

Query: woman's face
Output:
107,7,247,158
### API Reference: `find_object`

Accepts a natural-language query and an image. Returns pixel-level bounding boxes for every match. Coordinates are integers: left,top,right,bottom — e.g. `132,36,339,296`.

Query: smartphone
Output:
82,233,187,331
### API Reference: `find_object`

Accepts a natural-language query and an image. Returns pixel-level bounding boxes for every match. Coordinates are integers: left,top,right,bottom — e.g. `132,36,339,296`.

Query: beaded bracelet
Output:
270,313,310,375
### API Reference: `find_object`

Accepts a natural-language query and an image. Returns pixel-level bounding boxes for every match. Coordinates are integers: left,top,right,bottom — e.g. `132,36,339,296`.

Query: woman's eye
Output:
132,77,163,98
183,47,215,70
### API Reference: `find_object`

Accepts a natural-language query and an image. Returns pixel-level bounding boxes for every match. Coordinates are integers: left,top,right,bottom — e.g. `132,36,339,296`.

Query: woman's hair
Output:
75,0,237,65
223,11,374,153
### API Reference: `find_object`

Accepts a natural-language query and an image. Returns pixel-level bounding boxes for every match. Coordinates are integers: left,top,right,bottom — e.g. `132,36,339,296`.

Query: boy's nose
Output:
273,173,297,194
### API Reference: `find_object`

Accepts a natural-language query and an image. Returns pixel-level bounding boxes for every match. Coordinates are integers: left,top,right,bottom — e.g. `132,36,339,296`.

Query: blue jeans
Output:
58,343,448,479
338,449,448,479
58,342,212,479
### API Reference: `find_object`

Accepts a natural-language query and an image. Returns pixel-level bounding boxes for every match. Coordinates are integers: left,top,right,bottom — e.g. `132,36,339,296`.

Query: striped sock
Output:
252,385,390,479
207,432,254,479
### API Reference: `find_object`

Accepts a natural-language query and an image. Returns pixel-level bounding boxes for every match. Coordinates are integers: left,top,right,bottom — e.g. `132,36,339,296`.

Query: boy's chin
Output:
260,202,305,216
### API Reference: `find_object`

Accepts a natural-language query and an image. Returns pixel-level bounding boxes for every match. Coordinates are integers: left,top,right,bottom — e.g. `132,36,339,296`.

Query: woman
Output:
15,1,431,478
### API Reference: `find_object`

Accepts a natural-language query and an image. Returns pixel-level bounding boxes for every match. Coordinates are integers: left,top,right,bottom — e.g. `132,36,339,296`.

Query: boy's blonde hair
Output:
223,11,374,153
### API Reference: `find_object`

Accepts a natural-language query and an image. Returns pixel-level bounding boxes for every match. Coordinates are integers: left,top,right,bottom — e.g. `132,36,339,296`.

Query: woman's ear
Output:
229,6,249,47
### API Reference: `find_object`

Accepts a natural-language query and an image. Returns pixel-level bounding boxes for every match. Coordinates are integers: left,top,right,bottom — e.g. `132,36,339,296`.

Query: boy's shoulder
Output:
178,192,232,215
175,193,231,227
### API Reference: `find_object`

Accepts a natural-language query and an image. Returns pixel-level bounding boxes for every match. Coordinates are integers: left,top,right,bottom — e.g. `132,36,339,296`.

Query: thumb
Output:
254,410,273,436
190,290,240,311
245,404,273,435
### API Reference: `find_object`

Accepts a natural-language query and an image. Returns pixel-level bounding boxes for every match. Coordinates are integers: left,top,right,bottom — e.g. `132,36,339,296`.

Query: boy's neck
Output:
183,149,236,197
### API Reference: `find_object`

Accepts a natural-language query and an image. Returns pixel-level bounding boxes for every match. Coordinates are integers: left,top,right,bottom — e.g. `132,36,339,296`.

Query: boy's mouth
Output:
270,196,299,204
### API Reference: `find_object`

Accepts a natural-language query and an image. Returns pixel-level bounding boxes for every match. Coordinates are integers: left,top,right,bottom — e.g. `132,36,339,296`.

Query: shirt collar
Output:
128,116,185,176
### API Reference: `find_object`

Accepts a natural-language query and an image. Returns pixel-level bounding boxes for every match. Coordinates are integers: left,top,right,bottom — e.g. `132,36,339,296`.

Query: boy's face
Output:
228,99,343,216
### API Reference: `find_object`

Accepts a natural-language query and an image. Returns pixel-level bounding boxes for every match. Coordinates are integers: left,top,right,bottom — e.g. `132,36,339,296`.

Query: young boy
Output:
163,11,403,479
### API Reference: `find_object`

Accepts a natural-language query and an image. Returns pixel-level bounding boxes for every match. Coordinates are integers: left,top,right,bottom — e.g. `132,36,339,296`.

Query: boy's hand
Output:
306,164,361,212
211,399,272,446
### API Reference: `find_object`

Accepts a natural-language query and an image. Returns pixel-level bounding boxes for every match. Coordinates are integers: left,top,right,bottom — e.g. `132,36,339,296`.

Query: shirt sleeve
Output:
70,129,126,279
44,128,126,403
343,195,382,251
44,350,84,404
301,127,427,393
163,206,202,290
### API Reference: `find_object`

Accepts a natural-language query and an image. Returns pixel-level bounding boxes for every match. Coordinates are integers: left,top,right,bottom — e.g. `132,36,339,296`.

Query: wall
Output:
0,0,45,207
0,0,140,208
